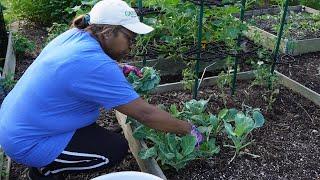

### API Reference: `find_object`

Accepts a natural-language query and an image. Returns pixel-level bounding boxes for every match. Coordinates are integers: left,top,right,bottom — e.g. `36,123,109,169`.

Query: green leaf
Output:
197,126,211,134
139,147,157,159
127,67,160,95
169,104,180,118
227,108,238,120
184,99,208,115
181,135,196,156
253,110,265,128
132,125,148,140
208,114,219,127
218,108,228,120
224,122,236,136
234,113,254,137
166,133,178,152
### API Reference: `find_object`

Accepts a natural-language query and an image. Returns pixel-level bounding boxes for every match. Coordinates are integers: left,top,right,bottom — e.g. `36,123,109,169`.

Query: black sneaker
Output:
27,168,64,180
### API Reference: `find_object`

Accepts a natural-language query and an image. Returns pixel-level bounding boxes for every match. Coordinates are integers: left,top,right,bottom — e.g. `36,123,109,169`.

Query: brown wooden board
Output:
0,148,10,180
275,71,320,107
242,5,320,55
115,111,167,179
1,32,16,79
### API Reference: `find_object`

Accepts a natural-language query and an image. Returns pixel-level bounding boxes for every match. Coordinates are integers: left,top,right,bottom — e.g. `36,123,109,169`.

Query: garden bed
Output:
242,5,320,55
116,71,320,179
277,52,320,93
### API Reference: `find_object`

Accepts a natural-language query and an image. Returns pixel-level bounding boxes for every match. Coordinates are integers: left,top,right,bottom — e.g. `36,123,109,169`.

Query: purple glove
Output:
190,124,204,147
123,65,143,78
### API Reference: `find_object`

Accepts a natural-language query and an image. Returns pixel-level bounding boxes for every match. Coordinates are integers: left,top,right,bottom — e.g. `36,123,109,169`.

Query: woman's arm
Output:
115,98,191,135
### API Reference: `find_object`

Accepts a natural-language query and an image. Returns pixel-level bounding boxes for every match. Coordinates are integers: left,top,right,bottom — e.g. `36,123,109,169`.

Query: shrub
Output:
13,32,35,58
10,0,81,26
300,0,320,10
46,23,69,44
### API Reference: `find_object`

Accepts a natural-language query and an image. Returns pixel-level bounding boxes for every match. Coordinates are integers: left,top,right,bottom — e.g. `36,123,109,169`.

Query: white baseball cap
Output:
88,0,154,34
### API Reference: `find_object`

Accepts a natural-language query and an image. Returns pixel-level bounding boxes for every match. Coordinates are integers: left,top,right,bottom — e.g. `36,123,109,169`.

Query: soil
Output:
11,21,47,80
148,81,320,179
246,11,320,40
277,52,320,93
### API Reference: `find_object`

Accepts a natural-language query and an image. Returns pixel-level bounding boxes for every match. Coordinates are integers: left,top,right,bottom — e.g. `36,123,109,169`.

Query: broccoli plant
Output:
133,99,222,170
221,107,265,163
133,126,198,171
127,66,161,95
133,123,220,171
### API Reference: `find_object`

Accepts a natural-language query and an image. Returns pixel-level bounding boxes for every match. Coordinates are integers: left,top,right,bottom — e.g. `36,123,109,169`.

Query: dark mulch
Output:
148,81,320,179
246,11,320,40
277,52,320,93
9,109,139,180
13,21,47,80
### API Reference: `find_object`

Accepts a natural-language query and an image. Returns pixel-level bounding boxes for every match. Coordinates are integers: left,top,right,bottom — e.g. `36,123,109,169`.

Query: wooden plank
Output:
153,71,255,94
4,158,10,180
115,111,167,180
275,71,320,107
2,32,16,79
303,5,319,14
243,24,287,54
0,149,3,180
293,38,320,55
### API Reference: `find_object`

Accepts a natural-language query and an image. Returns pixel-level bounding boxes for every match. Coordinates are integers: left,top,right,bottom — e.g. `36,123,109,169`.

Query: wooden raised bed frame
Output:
115,70,320,179
242,5,320,55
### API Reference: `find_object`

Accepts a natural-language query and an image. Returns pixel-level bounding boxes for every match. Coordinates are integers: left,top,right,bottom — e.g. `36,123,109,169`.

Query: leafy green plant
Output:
222,107,265,162
134,127,199,170
217,70,232,107
127,66,161,95
12,32,35,58
9,0,80,26
301,0,320,10
182,61,196,91
46,23,69,44
133,98,265,169
251,62,279,111
65,0,98,16
0,72,16,93
133,99,221,170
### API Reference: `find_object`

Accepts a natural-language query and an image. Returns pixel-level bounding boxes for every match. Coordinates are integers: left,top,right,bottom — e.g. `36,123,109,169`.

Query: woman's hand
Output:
122,65,143,78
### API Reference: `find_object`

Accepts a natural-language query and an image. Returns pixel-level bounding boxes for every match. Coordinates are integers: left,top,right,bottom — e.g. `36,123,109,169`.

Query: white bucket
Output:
91,171,163,180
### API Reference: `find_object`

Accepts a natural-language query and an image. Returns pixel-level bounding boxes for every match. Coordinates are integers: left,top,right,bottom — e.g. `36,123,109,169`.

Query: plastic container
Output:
91,171,163,180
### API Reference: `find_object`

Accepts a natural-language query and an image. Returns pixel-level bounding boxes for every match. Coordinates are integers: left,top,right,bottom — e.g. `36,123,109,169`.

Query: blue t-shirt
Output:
0,28,139,167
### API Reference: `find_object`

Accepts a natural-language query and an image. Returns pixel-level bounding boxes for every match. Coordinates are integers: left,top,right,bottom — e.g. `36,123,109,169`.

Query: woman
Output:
0,0,203,179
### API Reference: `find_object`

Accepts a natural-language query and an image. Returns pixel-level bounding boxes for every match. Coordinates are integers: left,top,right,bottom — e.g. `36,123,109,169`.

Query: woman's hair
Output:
71,14,124,38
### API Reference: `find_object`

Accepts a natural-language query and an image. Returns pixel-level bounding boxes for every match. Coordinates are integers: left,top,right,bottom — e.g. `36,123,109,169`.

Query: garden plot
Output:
277,52,320,93
116,71,320,180
243,5,320,55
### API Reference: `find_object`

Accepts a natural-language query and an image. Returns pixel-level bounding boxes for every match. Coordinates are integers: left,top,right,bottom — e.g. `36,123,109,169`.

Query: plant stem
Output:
240,151,260,158
223,144,236,148
228,151,237,164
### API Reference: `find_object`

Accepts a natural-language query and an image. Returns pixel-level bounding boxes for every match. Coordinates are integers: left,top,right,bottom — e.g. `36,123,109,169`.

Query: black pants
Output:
40,123,128,176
